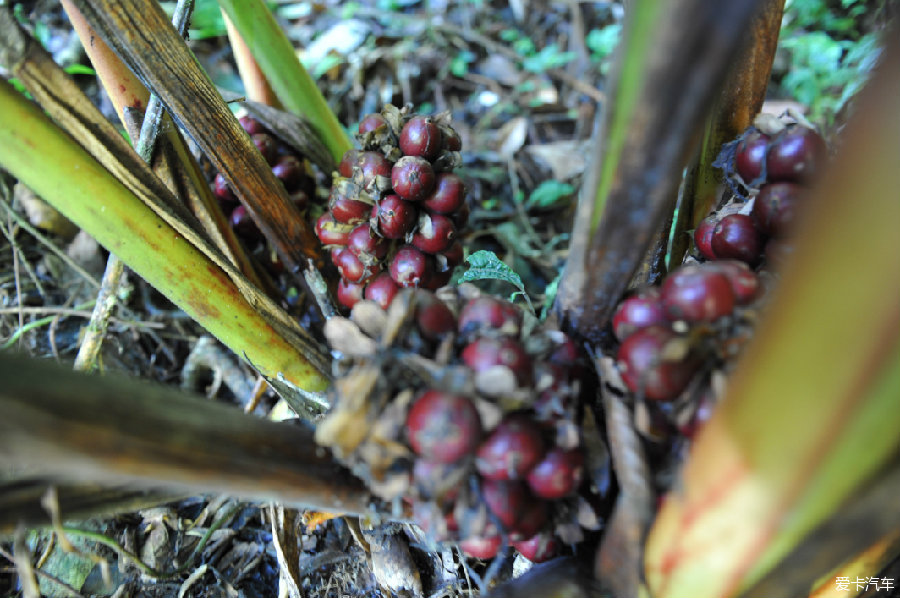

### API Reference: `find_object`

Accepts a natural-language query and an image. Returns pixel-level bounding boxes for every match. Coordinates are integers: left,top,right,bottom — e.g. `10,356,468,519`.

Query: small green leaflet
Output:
527,180,575,209
460,250,534,313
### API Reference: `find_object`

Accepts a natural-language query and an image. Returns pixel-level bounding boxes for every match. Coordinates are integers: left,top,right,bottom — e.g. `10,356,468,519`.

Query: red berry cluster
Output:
698,119,827,266
612,260,760,401
316,105,469,311
316,288,591,564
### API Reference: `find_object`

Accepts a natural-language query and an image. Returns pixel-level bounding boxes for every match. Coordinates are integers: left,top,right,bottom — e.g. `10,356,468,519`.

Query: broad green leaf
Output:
460,250,526,292
527,180,575,209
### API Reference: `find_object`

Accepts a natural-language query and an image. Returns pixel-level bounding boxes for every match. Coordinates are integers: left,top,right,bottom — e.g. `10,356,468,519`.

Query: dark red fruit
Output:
616,326,700,401
412,212,456,254
612,287,668,342
332,247,372,283
708,260,760,305
512,500,549,540
422,172,466,214
660,265,736,323
374,195,418,239
412,458,462,502
481,479,529,530
330,193,372,224
336,277,366,309
711,213,763,265
735,130,770,183
356,151,392,188
406,390,482,463
338,149,359,178
460,536,501,560
315,213,353,246
458,296,522,336
513,534,559,563
239,116,266,136
391,156,436,202
462,337,532,386
548,334,581,368
213,173,237,203
766,126,827,183
399,116,443,160
452,201,470,229
476,414,546,481
438,241,464,270
442,126,462,151
272,155,305,192
414,293,456,339
229,205,257,238
752,182,803,237
251,133,278,165
693,215,719,260
358,113,388,135
347,224,389,262
364,272,399,309
423,269,452,290
526,447,585,499
389,246,431,288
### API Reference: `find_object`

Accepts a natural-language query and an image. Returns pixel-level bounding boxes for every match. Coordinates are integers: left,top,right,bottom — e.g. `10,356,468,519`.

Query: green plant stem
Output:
1,302,95,350
216,0,352,163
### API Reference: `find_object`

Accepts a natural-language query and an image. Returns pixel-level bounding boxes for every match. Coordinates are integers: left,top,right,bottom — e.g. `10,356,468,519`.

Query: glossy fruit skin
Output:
332,248,372,284
423,269,452,291
374,195,418,239
711,213,763,265
406,390,482,463
452,201,470,229
512,499,549,540
476,415,546,481
513,534,559,563
612,287,668,342
348,224,389,261
752,182,802,237
460,536,501,560
330,194,372,224
481,479,529,530
735,130,770,183
616,326,699,401
422,173,466,214
462,337,532,386
400,116,443,160
358,113,388,135
251,133,278,165
526,447,585,499
412,212,457,254
708,260,760,305
336,278,366,309
766,126,827,183
389,246,431,288
693,215,719,260
356,151,393,188
392,156,436,202
412,458,462,502
229,205,257,238
338,149,359,178
364,272,399,310
661,265,736,323
213,173,237,203
458,296,522,336
315,213,353,246
272,155,305,192
439,241,465,271
414,293,457,339
239,116,267,136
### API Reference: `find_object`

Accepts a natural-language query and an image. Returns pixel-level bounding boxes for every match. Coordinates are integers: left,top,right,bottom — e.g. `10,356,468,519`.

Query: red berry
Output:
332,247,372,284
239,116,266,135
476,414,546,481
460,536,501,560
442,126,462,151
707,260,760,305
693,215,719,260
766,126,827,183
611,287,668,342
438,241,464,271
330,193,371,224
735,130,770,184
513,534,559,563
213,173,237,203
272,155,305,192
412,212,457,254
526,447,584,499
512,500,549,540
414,293,456,340
752,182,803,237
422,172,467,214
338,149,359,178
347,224,389,262
406,390,482,463
389,246,431,288
399,116,443,160
412,458,462,502
711,214,763,265
617,326,699,401
315,213,353,246
229,205,257,238
458,296,522,336
374,195,417,239
452,201,470,230
251,133,278,166
462,337,532,386
482,479,529,530
391,156,436,202
356,151,392,188
661,265,736,322
358,113,388,135
336,278,366,309
364,272,399,309
423,269,453,290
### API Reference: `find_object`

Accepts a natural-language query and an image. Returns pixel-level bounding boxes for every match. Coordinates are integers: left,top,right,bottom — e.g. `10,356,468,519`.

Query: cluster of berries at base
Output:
696,113,828,267
315,286,597,564
211,115,316,274
316,105,469,311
